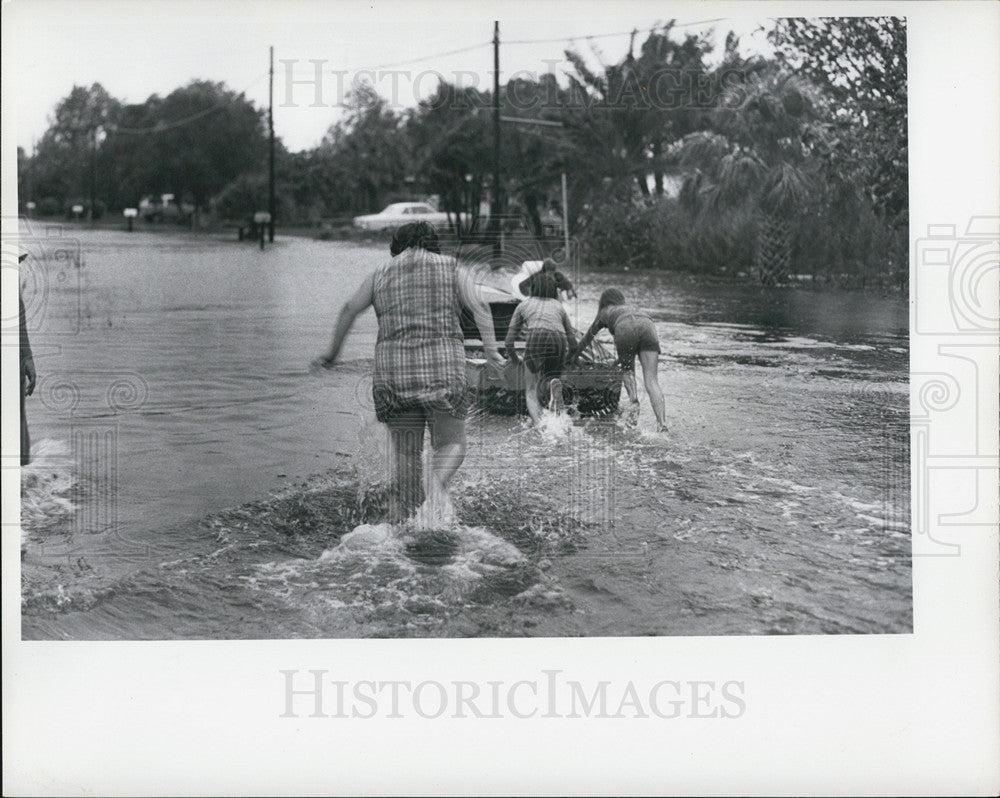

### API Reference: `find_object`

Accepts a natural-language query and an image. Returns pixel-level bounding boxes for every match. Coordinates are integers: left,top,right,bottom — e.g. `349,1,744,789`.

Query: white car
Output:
353,202,464,231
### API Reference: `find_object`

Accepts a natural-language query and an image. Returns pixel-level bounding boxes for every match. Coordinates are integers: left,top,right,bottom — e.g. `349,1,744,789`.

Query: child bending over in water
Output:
571,288,667,432
504,271,578,425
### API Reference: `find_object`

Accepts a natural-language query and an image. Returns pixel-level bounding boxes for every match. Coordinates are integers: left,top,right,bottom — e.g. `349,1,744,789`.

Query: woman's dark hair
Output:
598,288,625,311
390,221,441,256
529,270,558,299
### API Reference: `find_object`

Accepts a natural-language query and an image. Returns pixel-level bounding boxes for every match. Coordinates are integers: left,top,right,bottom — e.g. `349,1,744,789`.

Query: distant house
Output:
643,173,683,198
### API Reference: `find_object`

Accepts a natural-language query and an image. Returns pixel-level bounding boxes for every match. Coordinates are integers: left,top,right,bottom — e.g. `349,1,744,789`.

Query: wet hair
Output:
528,271,558,299
598,288,626,311
390,221,441,256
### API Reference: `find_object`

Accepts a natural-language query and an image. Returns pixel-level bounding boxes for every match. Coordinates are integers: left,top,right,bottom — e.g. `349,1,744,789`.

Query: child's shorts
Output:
613,316,660,370
524,329,568,379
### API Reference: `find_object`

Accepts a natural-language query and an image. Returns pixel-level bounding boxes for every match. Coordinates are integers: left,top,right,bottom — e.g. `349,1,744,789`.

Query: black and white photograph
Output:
12,9,913,640
3,0,997,794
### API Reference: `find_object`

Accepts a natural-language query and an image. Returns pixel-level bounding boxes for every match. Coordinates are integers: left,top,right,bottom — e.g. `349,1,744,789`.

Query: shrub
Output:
579,197,754,275
63,198,107,219
580,194,905,288
36,197,61,217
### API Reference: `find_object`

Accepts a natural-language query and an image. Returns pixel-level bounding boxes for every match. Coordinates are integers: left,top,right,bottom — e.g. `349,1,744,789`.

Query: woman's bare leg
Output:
430,413,467,492
388,416,425,522
638,349,666,430
419,412,466,525
20,382,31,466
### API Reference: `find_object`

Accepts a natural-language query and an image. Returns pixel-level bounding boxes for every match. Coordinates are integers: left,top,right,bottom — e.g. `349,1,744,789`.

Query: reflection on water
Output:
20,228,909,638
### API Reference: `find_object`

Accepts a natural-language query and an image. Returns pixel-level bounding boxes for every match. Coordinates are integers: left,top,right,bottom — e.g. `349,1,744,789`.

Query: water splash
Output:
535,408,575,444
20,439,77,542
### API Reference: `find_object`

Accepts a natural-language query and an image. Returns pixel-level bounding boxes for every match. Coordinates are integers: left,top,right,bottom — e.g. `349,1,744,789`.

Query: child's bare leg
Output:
638,349,666,430
524,370,542,425
622,366,639,404
619,366,639,427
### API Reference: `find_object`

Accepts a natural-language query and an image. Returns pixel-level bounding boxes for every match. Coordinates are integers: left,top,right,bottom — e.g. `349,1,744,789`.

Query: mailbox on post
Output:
253,212,272,250
123,207,138,232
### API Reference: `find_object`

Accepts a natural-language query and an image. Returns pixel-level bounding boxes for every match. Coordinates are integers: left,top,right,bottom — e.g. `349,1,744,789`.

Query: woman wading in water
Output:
313,222,468,523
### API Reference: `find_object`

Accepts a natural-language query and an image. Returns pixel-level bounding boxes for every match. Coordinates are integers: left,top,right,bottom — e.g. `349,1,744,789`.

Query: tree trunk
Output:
756,212,791,286
524,191,543,239
652,140,663,196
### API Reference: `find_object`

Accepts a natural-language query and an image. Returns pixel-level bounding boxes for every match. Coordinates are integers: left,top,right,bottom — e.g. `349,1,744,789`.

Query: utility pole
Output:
27,137,35,214
561,171,570,260
89,125,97,225
492,20,501,258
268,45,276,243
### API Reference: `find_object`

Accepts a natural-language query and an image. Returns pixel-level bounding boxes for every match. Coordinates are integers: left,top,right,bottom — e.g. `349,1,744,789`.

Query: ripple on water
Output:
139,467,596,636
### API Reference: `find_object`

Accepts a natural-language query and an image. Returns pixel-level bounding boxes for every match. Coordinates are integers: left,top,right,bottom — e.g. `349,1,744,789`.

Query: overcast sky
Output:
6,0,775,153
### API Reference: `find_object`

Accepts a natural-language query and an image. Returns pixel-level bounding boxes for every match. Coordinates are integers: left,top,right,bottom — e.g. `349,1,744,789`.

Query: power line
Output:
109,73,269,135
78,18,735,139
361,41,492,73
104,43,489,137
504,18,728,46
278,17,728,76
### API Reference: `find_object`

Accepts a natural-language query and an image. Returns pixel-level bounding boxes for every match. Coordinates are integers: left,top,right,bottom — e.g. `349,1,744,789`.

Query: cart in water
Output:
458,298,623,417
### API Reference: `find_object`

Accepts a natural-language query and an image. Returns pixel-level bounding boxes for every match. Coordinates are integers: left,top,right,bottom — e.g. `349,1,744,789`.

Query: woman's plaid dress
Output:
371,247,469,423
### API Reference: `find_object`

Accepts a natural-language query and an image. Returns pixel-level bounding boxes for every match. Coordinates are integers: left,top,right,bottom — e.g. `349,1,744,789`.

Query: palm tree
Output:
679,68,827,284
561,24,714,205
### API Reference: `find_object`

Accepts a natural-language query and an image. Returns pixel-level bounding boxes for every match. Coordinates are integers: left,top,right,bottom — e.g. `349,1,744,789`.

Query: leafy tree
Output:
679,66,828,284
101,101,160,209
768,17,907,228
496,72,575,237
320,83,410,214
17,147,31,210
561,24,715,203
272,146,337,222
31,83,120,213
408,82,491,234
124,81,267,216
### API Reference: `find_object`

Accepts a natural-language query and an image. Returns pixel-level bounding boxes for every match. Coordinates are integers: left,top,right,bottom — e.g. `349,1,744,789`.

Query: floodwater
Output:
18,227,910,639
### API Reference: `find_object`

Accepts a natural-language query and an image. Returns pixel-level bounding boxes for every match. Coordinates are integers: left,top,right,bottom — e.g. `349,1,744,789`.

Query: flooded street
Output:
19,228,910,638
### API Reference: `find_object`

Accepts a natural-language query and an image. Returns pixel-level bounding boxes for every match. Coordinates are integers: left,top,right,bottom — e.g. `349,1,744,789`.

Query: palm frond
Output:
760,161,812,214
679,131,731,171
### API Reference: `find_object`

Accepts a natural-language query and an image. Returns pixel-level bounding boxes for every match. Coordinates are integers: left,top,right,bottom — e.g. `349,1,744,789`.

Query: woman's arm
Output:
472,301,505,365
20,293,36,395
457,265,505,365
314,272,375,369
